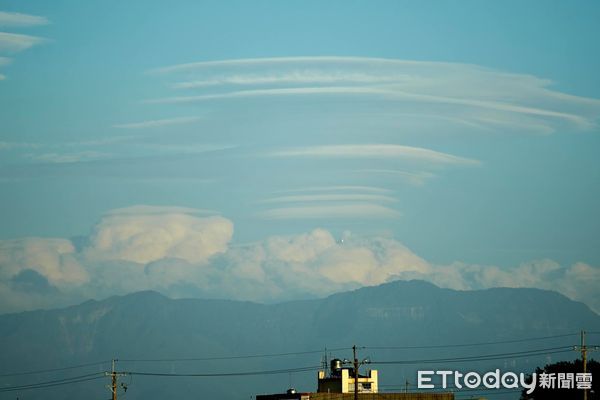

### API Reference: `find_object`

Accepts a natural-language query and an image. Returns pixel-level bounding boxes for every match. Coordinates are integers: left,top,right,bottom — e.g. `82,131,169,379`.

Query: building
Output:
317,359,378,394
256,358,454,400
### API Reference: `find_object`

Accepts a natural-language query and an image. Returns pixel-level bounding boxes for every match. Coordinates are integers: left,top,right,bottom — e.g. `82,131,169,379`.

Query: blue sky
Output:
0,1,599,313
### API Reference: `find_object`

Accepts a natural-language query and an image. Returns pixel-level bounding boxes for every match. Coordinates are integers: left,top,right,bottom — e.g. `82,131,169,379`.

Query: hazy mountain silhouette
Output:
1,280,598,400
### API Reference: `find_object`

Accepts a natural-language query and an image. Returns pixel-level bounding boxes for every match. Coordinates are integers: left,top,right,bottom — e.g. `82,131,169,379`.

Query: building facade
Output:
256,359,454,400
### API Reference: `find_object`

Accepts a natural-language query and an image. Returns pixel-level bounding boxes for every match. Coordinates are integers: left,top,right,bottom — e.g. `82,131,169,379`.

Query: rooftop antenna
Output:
321,347,328,371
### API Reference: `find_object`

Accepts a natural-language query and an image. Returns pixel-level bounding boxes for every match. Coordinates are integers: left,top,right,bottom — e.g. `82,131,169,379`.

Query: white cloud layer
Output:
27,151,111,164
0,238,88,286
280,186,393,194
84,206,232,264
257,204,402,220
0,206,598,315
262,194,397,203
0,12,48,82
0,11,48,27
149,56,600,133
267,144,479,165
0,31,45,52
113,116,202,129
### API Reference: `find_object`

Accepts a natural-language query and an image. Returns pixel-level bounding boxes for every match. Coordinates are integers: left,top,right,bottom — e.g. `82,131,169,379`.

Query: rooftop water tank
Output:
330,359,343,375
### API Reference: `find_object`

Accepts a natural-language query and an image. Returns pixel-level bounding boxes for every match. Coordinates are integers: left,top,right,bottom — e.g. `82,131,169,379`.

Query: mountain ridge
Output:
2,279,595,318
1,279,598,400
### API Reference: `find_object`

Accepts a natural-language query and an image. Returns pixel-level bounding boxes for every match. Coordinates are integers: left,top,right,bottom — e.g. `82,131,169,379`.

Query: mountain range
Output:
1,280,598,400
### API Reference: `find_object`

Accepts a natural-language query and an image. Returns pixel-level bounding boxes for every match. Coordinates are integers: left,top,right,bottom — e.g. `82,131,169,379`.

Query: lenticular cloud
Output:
150,56,600,133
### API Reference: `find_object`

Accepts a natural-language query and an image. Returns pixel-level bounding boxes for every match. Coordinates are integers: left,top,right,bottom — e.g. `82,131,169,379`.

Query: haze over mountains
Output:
1,280,598,400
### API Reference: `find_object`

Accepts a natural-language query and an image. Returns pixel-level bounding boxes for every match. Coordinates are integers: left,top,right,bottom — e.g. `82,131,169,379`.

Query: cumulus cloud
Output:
85,205,233,264
0,206,598,315
0,237,89,313
265,228,336,263
0,238,88,286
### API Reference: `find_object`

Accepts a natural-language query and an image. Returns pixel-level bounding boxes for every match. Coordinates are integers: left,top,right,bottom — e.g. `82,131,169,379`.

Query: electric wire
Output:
125,365,322,378
0,372,105,393
0,360,109,378
364,332,578,351
0,333,580,378
0,335,587,394
372,346,573,365
119,347,349,363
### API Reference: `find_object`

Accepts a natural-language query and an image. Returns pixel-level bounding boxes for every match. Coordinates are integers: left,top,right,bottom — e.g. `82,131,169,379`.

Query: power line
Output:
364,332,579,351
0,336,579,377
126,365,322,378
0,372,105,393
0,360,109,378
0,338,585,395
372,346,573,365
119,347,349,363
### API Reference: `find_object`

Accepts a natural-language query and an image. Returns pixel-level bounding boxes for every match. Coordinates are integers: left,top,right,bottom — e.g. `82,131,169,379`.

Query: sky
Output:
0,0,599,314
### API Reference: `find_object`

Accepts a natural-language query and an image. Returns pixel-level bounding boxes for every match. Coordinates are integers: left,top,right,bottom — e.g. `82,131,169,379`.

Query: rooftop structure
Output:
256,350,454,400
317,358,378,394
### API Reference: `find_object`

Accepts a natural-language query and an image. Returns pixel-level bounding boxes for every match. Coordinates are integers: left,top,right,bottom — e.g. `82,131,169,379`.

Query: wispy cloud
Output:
267,144,479,165
106,205,217,217
0,141,42,150
171,72,413,89
0,32,45,52
113,116,202,129
262,194,397,203
27,151,112,164
356,169,435,186
148,56,600,132
0,11,49,27
280,185,392,194
0,12,48,81
150,56,449,74
146,86,383,104
64,135,140,147
149,86,591,128
258,203,401,219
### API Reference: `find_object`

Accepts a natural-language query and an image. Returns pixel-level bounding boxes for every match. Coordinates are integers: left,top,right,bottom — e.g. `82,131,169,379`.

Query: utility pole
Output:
105,359,127,400
347,346,369,400
353,345,358,400
581,330,588,400
573,330,598,400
